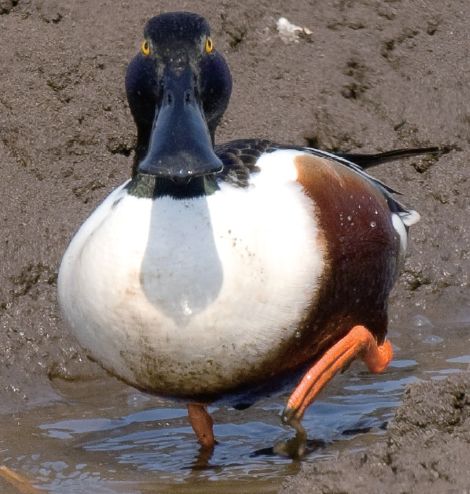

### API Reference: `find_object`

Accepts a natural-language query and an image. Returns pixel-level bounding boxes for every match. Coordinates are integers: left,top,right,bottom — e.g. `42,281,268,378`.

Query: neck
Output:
127,173,219,200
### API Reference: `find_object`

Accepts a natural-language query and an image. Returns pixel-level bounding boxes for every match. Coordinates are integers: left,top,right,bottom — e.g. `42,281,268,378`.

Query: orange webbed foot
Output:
282,325,393,432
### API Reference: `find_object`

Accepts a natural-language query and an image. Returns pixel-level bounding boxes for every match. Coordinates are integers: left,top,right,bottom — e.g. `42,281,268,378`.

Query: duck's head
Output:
125,12,232,184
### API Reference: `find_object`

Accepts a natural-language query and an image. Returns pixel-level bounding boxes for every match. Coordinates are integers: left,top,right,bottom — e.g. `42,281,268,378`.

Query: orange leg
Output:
187,403,216,449
283,325,393,424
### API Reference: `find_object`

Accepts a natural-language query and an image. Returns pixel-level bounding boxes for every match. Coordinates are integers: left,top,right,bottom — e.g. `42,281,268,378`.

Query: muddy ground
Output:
283,370,470,493
0,0,469,492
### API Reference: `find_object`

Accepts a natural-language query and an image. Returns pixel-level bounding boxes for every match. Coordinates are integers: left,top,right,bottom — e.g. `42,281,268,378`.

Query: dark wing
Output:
335,147,440,169
215,139,273,187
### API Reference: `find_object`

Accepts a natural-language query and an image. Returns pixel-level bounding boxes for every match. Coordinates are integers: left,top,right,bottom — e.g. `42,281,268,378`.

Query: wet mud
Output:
0,0,469,492
282,371,470,493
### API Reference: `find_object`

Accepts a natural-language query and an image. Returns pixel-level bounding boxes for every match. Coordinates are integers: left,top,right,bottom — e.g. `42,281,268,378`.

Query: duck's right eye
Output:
205,37,214,54
141,40,151,56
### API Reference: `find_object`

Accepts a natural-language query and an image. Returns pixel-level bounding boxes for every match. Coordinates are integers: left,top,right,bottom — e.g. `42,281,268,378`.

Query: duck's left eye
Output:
141,40,150,56
205,37,214,54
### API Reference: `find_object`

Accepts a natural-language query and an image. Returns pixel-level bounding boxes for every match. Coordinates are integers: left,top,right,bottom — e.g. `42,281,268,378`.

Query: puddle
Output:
0,316,468,493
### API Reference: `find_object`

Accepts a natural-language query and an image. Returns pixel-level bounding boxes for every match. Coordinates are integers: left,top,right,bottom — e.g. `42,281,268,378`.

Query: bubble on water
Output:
127,392,151,407
411,314,434,328
370,221,376,228
423,334,443,344
181,299,193,316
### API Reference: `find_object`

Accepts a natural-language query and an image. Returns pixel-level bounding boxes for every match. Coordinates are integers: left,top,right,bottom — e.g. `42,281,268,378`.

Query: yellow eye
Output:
141,40,150,56
205,37,214,54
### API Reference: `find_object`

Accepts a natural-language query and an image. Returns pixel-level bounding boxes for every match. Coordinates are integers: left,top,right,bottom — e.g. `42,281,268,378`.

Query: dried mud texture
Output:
0,0,469,490
282,371,470,493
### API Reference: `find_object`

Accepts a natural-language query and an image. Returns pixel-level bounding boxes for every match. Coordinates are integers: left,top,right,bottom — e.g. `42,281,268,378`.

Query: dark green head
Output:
125,12,232,184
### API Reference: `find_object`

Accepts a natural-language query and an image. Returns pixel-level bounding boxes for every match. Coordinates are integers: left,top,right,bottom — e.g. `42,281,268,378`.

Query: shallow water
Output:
1,313,469,493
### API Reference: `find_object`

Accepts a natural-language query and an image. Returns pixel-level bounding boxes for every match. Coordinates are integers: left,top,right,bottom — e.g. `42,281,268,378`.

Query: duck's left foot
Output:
282,325,393,424
187,403,216,449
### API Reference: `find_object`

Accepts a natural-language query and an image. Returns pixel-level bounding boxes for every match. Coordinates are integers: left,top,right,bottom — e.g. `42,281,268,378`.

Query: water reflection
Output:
0,317,468,493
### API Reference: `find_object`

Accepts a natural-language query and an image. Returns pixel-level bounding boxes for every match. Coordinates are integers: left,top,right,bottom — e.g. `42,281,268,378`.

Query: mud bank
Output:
282,371,470,493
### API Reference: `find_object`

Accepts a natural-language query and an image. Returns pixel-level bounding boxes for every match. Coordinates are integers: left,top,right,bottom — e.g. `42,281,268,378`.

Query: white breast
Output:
58,150,326,395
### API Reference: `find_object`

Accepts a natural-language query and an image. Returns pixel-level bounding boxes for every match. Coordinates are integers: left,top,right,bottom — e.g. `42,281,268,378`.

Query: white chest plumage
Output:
58,150,326,396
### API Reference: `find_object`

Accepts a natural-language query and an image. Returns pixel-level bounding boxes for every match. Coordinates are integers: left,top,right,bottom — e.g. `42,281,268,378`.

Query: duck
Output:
57,11,438,456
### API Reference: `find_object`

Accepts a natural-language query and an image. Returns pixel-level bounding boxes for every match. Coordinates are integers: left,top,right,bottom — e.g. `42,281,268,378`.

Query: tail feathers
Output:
336,147,440,169
398,209,421,227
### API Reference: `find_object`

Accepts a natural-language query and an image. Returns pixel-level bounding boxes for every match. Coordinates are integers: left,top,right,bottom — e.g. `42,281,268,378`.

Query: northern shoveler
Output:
58,12,437,456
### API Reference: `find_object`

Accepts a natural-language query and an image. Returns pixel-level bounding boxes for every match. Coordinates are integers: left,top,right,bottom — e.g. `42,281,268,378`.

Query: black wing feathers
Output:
336,147,440,169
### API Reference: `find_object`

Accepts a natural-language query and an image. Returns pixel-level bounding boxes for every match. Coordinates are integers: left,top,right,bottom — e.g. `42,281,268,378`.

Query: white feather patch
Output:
58,150,325,393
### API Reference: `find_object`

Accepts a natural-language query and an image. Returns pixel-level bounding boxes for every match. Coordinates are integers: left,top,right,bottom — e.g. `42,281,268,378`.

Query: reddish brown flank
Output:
284,154,401,368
